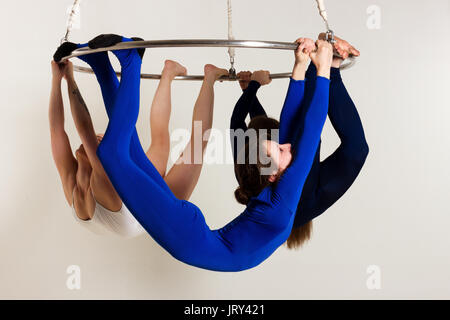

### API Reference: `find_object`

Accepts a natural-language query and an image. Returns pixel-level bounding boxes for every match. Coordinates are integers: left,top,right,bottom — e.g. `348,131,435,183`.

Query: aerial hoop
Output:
72,65,295,81
57,0,357,81
60,39,356,81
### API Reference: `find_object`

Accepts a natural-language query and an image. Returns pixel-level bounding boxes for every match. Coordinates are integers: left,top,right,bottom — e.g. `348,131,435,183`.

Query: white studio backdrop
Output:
0,0,449,299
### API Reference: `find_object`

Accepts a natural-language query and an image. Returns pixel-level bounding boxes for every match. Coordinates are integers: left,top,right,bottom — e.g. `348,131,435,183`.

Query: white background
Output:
0,0,449,299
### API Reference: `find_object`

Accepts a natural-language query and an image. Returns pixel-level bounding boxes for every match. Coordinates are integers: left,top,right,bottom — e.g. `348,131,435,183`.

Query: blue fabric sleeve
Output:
279,79,306,145
274,77,330,212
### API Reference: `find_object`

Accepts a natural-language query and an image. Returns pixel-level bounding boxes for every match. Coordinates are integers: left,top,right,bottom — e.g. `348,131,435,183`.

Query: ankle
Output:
160,70,176,81
203,75,216,86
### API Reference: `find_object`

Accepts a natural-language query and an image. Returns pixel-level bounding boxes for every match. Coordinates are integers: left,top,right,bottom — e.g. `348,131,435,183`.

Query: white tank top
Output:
72,191,145,238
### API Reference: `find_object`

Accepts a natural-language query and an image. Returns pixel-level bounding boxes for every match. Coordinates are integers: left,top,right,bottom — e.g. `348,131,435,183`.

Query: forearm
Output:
248,96,267,119
293,77,330,155
279,78,305,144
230,81,261,130
49,78,77,202
278,60,308,143
49,79,65,133
275,77,330,211
66,77,104,171
292,61,307,81
66,78,95,133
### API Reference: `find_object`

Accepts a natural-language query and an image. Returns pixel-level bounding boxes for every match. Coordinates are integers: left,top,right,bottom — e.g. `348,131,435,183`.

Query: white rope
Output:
314,0,336,44
227,0,236,75
315,0,331,32
62,0,82,43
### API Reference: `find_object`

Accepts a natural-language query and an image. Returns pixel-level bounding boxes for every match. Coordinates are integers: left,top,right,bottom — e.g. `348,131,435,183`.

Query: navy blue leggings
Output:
91,37,330,271
230,63,369,228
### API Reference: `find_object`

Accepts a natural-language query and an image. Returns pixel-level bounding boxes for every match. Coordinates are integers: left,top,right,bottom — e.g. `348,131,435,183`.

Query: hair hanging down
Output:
286,221,313,249
233,115,314,250
234,116,280,204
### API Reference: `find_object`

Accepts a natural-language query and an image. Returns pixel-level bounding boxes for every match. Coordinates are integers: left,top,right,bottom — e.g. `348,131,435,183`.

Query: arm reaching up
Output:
279,38,316,145
64,61,105,175
275,40,333,212
49,61,77,204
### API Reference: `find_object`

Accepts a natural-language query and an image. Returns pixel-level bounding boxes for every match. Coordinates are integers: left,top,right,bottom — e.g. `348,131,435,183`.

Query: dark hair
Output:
234,116,280,204
286,222,313,249
248,116,279,133
234,116,314,249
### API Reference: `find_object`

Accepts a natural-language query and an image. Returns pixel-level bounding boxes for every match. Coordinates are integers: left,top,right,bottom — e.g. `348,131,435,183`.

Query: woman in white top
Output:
49,51,228,237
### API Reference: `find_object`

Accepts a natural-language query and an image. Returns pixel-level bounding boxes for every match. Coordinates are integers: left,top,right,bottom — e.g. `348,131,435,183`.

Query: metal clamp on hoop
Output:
228,56,237,80
325,30,336,44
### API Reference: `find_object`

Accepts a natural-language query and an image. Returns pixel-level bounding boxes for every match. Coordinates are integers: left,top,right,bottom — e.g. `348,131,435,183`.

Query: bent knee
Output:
350,141,369,167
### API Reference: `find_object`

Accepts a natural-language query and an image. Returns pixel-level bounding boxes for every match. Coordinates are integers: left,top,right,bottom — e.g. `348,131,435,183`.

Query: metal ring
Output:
61,39,356,80
339,56,356,70
73,65,293,81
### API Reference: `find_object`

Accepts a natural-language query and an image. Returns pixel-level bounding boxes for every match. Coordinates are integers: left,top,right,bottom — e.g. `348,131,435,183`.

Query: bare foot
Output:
162,60,187,79
204,64,229,82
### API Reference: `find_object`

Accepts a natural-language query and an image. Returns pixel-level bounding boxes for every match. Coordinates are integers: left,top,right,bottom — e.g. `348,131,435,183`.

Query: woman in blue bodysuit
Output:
231,35,369,249
57,34,333,272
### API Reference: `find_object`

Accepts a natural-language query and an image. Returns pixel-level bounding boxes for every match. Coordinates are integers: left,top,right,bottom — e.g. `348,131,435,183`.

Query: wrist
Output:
294,60,308,68
294,60,307,67
316,64,331,79
203,76,216,86
317,68,330,79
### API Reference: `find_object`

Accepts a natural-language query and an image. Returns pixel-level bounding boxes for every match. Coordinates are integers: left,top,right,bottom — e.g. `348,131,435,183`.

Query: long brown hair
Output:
234,116,313,249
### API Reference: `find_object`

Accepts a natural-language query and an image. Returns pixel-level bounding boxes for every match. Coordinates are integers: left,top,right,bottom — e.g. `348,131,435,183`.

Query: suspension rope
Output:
315,0,336,43
57,0,356,79
227,0,237,79
61,0,82,44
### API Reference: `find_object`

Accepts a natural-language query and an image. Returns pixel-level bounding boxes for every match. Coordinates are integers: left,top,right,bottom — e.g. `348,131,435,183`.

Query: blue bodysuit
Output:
230,64,369,229
74,36,330,271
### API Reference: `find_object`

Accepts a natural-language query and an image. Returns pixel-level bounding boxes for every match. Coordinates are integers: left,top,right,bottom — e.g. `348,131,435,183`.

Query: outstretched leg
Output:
75,40,171,193
96,36,175,204
145,60,187,176
95,38,230,270
293,64,369,228
75,43,119,117
164,64,228,200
